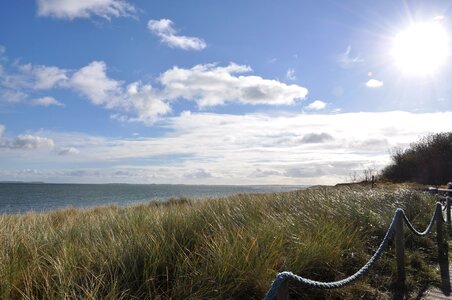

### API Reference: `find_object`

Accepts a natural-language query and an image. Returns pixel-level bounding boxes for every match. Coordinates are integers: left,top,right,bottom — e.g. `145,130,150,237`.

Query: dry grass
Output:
0,185,439,299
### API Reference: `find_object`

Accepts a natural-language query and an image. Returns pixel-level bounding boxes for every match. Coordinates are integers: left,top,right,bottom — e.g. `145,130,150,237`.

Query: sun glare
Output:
392,22,449,75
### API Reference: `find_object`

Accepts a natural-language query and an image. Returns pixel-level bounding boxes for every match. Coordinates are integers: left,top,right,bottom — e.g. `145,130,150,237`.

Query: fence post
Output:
437,204,445,249
447,197,451,237
277,280,289,300
436,203,450,293
395,212,406,288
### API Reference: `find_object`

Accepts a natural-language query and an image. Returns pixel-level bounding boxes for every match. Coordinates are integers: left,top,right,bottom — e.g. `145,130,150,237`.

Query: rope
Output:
264,198,446,300
402,203,441,236
263,209,403,300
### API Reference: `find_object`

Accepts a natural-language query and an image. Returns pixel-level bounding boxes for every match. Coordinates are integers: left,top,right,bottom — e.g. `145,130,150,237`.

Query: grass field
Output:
0,184,441,299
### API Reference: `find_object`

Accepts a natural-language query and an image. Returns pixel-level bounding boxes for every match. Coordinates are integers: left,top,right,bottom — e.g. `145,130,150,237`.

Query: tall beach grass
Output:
0,185,440,299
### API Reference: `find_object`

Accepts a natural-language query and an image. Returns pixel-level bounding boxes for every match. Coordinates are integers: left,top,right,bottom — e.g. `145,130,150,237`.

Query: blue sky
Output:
0,0,451,184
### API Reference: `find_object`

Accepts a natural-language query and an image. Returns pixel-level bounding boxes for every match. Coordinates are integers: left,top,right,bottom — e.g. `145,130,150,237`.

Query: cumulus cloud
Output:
36,0,136,20
124,82,171,124
1,134,55,150
0,50,67,106
70,62,170,124
31,65,68,89
305,100,326,110
1,63,67,91
63,61,307,123
57,147,80,155
148,19,206,51
366,79,384,88
160,63,308,107
0,48,309,123
70,61,121,106
338,45,364,68
31,96,64,107
0,125,55,151
286,68,296,80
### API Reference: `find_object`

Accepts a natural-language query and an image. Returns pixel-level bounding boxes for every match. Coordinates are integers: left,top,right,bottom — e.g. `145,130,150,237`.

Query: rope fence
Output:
263,188,452,300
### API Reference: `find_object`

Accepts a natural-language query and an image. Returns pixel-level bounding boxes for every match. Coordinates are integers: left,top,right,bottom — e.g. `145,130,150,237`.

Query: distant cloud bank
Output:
3,111,452,185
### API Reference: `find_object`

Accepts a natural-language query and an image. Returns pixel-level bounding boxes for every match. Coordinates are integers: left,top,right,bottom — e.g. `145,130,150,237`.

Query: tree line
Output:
381,132,452,185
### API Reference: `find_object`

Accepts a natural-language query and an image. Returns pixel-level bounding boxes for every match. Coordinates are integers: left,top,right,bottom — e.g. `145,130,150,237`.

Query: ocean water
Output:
0,183,304,214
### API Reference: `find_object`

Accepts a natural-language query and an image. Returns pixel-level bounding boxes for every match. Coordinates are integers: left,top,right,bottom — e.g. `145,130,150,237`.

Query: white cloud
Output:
0,51,68,105
69,62,170,124
148,19,207,51
124,82,171,124
0,90,28,103
286,68,296,80
1,63,67,91
0,125,55,151
1,49,309,123
31,96,64,107
2,134,55,150
5,111,452,185
70,61,122,106
338,45,364,68
36,0,136,20
57,147,80,155
305,100,326,110
32,65,68,89
366,79,384,88
160,63,308,107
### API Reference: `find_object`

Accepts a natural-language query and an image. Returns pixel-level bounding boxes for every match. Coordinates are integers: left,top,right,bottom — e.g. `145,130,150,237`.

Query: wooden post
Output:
277,280,289,300
447,197,451,237
438,205,445,248
395,213,406,288
437,205,448,278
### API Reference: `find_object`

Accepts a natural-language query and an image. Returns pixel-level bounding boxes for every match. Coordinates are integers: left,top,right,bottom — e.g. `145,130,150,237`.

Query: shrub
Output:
381,132,452,184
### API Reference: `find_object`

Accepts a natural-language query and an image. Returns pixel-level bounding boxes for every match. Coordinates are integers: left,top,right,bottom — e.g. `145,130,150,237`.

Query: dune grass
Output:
0,185,441,299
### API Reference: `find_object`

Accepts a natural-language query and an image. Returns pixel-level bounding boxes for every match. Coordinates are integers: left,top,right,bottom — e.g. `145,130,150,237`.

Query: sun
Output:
391,22,449,75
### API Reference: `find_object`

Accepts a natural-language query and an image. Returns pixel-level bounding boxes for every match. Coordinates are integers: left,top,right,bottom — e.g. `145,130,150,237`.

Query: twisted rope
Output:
402,202,441,236
263,209,403,300
264,199,446,300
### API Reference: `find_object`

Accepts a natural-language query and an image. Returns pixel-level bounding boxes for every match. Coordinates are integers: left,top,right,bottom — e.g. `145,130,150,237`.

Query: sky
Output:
0,0,451,185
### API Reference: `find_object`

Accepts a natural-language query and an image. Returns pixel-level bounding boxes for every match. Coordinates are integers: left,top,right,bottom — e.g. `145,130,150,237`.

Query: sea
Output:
0,183,305,214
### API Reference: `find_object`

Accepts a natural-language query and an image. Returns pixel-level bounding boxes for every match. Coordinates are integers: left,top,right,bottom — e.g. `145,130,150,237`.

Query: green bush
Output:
382,132,452,184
